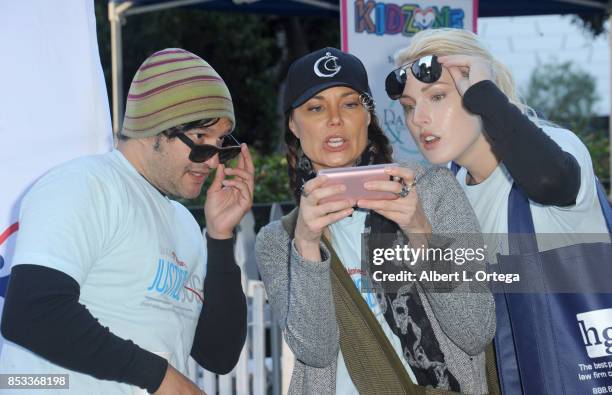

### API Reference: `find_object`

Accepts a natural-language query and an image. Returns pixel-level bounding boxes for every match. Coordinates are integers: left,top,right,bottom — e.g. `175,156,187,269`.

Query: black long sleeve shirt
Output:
462,80,581,206
1,234,246,393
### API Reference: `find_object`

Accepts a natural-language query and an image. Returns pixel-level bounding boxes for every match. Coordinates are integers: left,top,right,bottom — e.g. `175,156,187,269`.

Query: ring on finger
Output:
398,181,416,198
300,185,309,198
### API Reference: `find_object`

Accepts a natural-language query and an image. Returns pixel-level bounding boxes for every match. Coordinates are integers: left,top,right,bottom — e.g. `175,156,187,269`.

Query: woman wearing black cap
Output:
255,47,496,394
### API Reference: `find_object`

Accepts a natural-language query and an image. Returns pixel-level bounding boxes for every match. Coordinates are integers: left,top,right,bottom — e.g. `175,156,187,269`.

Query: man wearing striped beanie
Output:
1,49,251,394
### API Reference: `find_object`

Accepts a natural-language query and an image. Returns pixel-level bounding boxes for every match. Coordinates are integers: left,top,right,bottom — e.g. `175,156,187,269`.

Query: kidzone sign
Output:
354,1,466,36
341,0,476,161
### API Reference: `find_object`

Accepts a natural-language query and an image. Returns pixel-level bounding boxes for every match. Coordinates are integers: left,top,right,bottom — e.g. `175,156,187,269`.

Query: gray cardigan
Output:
255,164,496,394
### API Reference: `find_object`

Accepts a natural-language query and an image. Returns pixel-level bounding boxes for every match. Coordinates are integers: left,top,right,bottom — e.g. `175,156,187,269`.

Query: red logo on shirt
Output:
0,222,19,247
170,252,202,301
171,251,187,267
347,268,366,276
0,222,19,295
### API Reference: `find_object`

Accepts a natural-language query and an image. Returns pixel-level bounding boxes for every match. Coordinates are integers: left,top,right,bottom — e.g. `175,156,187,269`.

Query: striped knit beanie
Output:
121,48,235,138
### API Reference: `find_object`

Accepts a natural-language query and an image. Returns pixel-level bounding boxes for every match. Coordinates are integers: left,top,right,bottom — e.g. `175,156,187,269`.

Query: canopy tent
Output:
479,0,608,16
108,0,612,193
109,0,608,17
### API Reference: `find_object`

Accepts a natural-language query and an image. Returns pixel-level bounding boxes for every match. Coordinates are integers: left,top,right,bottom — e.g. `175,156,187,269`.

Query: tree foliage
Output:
524,60,609,182
94,0,340,205
525,61,598,131
94,0,339,157
570,13,609,38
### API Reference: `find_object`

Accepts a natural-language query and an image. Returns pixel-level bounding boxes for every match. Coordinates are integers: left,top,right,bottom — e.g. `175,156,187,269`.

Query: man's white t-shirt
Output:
455,126,609,261
328,210,418,394
0,150,207,394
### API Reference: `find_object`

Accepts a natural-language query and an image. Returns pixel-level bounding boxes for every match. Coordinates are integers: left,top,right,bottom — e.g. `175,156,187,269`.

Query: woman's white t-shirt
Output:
455,126,608,261
328,210,418,394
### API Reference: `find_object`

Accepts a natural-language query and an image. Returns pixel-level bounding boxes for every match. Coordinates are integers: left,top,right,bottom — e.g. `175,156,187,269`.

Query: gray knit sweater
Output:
255,164,496,394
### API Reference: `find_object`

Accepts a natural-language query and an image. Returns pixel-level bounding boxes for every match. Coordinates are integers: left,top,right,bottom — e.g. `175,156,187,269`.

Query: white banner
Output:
341,0,476,161
0,0,112,328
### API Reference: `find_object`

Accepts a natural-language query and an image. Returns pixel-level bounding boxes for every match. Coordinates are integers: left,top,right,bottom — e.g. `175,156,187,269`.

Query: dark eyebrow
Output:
400,81,451,100
311,91,360,100
186,130,231,139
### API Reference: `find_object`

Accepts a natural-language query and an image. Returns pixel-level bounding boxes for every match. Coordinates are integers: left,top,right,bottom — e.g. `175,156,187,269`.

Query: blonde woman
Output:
387,27,607,236
387,28,610,394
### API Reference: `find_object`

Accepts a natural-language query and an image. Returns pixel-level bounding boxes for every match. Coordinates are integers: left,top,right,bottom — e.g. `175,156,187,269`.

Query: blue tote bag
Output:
451,163,612,394
494,180,612,395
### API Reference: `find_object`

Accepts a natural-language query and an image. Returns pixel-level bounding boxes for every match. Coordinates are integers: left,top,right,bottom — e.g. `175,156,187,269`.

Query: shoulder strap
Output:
485,342,502,395
279,209,468,394
321,235,420,395
595,178,612,233
507,182,538,253
280,207,299,239
450,161,461,176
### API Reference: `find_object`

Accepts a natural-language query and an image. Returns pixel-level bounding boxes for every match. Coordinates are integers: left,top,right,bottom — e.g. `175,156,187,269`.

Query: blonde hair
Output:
395,28,540,122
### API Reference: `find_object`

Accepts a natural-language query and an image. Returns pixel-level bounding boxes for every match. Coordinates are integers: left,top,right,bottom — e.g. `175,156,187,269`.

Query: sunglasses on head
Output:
176,133,242,163
385,55,442,100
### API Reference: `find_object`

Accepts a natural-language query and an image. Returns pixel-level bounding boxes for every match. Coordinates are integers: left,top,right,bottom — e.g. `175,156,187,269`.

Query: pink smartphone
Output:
317,163,400,204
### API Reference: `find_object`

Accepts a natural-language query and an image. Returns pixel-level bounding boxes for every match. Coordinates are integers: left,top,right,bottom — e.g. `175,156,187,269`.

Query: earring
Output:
296,145,313,173
359,92,375,112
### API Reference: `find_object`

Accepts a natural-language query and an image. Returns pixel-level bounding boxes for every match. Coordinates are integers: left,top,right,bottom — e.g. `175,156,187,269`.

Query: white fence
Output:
194,205,293,395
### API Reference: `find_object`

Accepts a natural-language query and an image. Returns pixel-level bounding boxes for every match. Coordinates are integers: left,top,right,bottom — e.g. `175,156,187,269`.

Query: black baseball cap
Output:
283,47,372,113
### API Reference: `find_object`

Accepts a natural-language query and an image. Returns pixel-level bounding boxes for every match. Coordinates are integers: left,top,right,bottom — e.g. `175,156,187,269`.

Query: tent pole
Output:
109,2,131,140
123,0,213,16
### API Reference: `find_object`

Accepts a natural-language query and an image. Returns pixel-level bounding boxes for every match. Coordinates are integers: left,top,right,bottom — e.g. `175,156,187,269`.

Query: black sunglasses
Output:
385,55,442,100
176,133,242,163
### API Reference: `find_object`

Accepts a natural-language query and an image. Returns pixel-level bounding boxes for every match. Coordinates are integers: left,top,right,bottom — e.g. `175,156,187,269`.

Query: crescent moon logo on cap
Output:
313,52,341,78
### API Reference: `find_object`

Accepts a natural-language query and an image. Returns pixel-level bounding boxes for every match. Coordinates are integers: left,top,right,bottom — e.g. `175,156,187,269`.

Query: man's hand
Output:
154,364,206,395
205,144,255,239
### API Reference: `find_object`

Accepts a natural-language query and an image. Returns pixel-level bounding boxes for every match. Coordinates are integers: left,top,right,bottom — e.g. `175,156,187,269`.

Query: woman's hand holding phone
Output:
357,166,432,239
294,175,354,261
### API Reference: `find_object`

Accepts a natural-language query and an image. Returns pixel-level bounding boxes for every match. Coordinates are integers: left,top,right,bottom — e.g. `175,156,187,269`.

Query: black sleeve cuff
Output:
191,234,246,373
205,233,239,273
127,349,168,393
